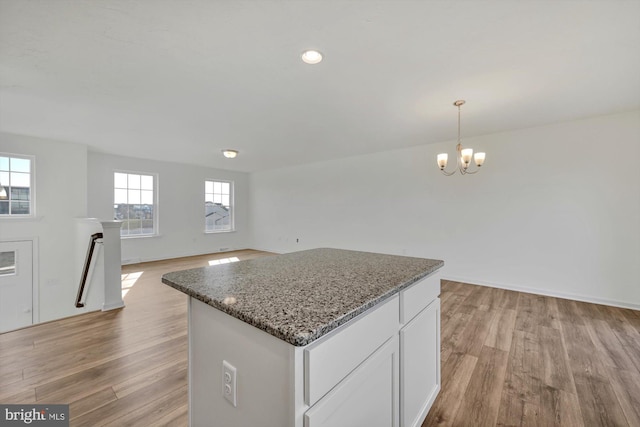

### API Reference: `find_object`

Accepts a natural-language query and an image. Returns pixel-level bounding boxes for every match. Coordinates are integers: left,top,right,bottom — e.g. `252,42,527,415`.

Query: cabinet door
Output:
304,335,399,427
400,298,440,427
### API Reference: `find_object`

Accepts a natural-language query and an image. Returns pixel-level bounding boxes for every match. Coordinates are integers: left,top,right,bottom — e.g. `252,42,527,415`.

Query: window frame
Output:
0,153,36,218
113,170,159,238
204,179,234,233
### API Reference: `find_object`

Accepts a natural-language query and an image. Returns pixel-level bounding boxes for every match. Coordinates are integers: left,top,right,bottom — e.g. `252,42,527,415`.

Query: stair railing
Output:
75,232,103,308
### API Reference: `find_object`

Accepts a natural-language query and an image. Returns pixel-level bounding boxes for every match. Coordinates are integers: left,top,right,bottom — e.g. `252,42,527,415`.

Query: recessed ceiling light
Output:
301,50,323,64
222,149,238,159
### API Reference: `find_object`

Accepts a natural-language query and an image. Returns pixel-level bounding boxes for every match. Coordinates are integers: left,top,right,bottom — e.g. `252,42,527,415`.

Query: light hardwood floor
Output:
0,249,274,426
423,280,640,427
1,250,639,426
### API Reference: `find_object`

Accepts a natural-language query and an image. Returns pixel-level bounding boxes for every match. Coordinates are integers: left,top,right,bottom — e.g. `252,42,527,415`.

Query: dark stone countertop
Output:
162,248,443,346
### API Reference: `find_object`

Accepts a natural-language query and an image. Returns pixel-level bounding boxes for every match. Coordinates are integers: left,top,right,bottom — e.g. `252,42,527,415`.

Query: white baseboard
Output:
123,247,640,312
102,301,125,311
121,247,243,265
248,246,286,255
443,275,640,311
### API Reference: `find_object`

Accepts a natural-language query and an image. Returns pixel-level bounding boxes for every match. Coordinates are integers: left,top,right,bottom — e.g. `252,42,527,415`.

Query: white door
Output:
0,240,33,332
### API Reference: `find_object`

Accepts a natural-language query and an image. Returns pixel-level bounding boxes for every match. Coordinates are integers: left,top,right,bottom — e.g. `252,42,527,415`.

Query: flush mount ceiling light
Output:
437,100,486,175
301,50,323,64
222,149,238,159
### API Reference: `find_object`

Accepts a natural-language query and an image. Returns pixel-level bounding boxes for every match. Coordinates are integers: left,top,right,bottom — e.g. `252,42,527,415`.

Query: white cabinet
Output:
188,271,441,427
400,298,441,427
304,273,441,427
304,295,399,406
400,273,440,324
304,335,399,427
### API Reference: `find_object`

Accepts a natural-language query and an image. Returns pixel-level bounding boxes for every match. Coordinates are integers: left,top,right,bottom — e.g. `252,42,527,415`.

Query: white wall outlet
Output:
222,360,237,407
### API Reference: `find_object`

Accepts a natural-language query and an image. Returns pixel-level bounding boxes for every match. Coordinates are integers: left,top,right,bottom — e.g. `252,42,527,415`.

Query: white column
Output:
101,221,125,311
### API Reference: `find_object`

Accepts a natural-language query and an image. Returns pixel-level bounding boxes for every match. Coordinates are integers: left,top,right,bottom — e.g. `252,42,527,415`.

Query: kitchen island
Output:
162,248,444,427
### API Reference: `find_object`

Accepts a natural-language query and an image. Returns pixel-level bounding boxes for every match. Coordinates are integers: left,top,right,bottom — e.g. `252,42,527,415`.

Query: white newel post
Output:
101,221,125,311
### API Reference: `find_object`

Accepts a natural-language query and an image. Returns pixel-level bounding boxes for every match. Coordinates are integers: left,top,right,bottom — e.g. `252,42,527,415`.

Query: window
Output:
205,180,233,232
0,251,16,276
0,154,34,216
114,172,157,237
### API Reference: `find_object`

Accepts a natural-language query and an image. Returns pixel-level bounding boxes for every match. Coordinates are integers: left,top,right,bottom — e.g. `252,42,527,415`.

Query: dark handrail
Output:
75,232,103,308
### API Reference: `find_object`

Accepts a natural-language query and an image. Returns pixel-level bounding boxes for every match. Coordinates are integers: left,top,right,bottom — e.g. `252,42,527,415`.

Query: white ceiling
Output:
1,1,639,173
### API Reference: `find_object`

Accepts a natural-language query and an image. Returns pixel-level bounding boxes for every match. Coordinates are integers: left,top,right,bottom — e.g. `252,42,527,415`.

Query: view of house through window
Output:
205,180,233,232
114,172,156,236
0,154,33,216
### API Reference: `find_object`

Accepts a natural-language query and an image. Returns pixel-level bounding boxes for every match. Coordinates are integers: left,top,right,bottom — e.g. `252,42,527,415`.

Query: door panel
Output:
400,298,441,427
0,240,33,332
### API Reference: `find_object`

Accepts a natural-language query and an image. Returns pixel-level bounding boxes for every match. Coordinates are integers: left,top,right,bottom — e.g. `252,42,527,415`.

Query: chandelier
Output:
437,100,486,175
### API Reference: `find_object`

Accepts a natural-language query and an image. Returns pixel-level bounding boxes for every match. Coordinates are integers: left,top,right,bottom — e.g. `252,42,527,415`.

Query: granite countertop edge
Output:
162,258,443,347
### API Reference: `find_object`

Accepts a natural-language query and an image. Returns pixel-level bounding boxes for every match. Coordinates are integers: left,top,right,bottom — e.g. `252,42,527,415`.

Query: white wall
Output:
3,111,637,326
88,152,251,263
0,132,89,322
249,110,640,309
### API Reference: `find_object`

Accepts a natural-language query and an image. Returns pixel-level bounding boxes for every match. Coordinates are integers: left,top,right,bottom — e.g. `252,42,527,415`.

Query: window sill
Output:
204,230,236,234
121,234,162,240
0,215,44,222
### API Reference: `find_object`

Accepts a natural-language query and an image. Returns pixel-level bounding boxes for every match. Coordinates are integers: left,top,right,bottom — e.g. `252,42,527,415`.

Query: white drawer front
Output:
304,295,399,406
400,273,440,325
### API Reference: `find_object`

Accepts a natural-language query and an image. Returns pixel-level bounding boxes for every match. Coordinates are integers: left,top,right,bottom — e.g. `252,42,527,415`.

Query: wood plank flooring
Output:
423,280,640,427
0,249,274,426
1,251,639,426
